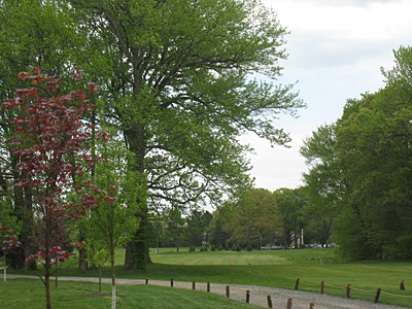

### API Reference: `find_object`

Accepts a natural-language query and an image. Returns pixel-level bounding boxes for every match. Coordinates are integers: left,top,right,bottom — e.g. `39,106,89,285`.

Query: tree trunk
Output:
78,247,89,272
45,259,52,309
124,214,151,270
11,178,32,269
99,268,102,293
111,250,116,309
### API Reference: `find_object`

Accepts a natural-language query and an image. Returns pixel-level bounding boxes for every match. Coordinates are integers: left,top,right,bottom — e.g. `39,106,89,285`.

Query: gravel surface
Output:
8,275,411,309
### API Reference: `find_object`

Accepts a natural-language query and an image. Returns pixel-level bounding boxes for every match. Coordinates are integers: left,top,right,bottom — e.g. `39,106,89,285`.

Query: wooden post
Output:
170,278,174,288
294,278,300,290
320,280,324,294
400,280,405,290
246,290,250,303
145,278,149,285
226,285,230,298
286,297,293,309
346,284,351,298
267,295,273,308
373,288,381,303
309,302,315,309
207,282,210,292
192,281,195,290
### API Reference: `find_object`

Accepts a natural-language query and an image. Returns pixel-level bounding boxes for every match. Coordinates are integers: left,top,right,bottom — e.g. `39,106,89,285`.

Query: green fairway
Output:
0,279,262,309
148,247,338,265
126,248,412,307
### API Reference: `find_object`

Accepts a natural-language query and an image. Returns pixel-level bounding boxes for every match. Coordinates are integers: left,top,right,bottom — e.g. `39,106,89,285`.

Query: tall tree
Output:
69,0,304,269
274,188,306,248
208,202,234,249
300,124,342,245
226,188,278,248
164,205,185,252
183,209,212,248
331,46,412,260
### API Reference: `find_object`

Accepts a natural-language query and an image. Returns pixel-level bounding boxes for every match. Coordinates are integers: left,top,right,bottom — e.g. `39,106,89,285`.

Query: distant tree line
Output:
148,187,329,251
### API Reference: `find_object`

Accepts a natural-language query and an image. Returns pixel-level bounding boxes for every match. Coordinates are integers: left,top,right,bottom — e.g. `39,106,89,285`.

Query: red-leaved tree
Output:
1,66,101,309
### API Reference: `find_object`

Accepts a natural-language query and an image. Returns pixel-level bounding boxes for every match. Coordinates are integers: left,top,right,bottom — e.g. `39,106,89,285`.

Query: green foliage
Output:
300,124,340,245
274,188,306,248
83,139,141,248
223,188,279,249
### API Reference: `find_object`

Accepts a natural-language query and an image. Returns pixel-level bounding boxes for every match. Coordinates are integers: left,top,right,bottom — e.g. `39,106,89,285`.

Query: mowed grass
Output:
7,248,412,308
0,279,262,309
113,247,412,307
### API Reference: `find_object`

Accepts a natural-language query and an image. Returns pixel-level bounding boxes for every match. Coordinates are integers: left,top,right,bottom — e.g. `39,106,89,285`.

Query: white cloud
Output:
268,0,412,41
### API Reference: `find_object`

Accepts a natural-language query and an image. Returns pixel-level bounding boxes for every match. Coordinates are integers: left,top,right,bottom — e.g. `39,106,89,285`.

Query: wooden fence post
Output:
145,278,148,285
286,297,293,309
246,290,250,304
207,282,210,292
320,281,324,294
294,278,300,290
267,295,272,308
192,281,195,290
309,302,314,309
226,285,230,298
345,284,351,299
373,288,381,303
400,280,405,290
170,278,173,288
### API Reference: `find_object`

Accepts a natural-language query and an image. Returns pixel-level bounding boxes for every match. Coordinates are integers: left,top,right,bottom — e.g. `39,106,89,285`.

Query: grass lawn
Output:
6,247,412,308
0,278,262,309
130,248,412,307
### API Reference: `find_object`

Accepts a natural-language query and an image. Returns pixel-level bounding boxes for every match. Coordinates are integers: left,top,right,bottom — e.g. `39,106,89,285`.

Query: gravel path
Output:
8,275,411,309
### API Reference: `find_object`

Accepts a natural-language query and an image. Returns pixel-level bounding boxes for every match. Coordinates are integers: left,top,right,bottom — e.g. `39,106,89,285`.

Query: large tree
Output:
226,188,279,248
68,0,304,269
317,46,412,260
274,188,306,248
300,124,342,245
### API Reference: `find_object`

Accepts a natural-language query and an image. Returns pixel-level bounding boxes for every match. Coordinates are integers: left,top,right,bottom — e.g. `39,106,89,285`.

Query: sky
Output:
241,0,412,192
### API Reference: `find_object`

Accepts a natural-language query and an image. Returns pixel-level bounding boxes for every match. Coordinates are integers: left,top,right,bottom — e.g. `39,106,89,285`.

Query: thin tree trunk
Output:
99,268,102,293
45,259,52,309
111,251,116,309
3,254,6,282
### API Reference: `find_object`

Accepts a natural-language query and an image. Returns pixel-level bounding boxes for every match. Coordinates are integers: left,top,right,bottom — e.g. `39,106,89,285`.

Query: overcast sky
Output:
242,0,412,192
